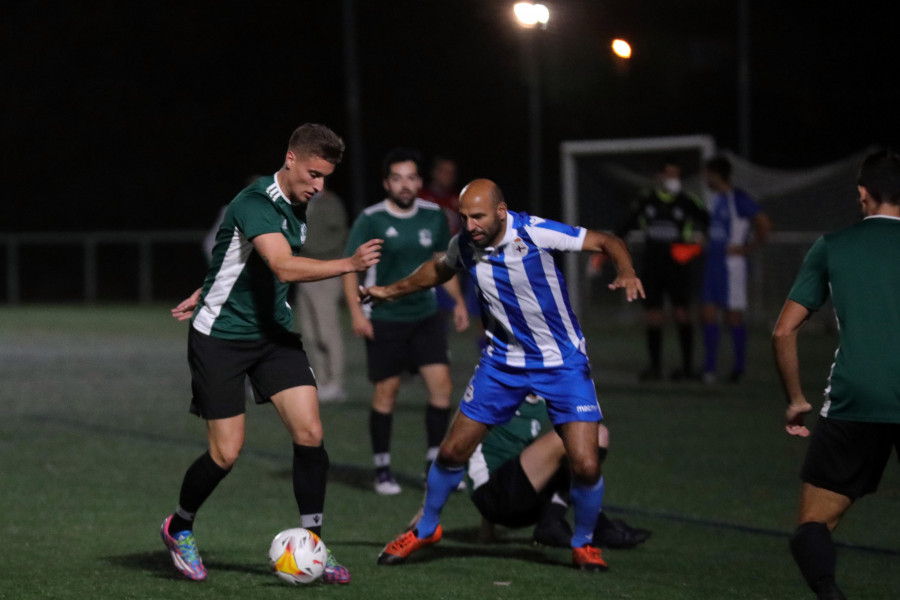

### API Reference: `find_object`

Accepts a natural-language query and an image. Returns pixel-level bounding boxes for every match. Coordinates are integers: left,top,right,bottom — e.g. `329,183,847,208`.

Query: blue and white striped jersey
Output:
443,211,588,369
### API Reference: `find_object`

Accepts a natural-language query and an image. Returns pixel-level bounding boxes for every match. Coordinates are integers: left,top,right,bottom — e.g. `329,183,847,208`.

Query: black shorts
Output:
642,252,691,309
801,417,900,500
187,326,316,420
471,458,562,528
365,313,449,382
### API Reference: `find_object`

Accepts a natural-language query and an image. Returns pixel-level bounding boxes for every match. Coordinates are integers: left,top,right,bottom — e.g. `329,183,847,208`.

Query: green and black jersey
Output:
193,174,307,340
617,188,709,254
466,397,550,490
788,216,900,423
345,198,450,322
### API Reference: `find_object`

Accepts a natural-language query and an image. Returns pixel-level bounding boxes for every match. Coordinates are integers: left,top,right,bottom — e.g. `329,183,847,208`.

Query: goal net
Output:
560,135,875,328
560,135,715,324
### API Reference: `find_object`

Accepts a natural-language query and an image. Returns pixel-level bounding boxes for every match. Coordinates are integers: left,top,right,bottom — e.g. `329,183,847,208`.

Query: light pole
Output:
342,0,366,215
513,2,549,215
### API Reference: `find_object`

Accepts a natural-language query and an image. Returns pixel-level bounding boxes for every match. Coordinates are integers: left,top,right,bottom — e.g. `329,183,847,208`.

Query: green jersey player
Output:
161,124,382,585
773,150,900,600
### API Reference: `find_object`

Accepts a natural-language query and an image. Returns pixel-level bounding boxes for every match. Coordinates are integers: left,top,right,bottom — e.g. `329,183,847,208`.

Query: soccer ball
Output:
268,528,327,584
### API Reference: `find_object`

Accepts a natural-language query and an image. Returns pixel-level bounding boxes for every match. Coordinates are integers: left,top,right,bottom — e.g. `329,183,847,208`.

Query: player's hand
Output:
359,284,391,305
453,302,469,332
349,309,374,340
171,288,202,321
785,399,813,437
608,273,645,302
350,239,383,272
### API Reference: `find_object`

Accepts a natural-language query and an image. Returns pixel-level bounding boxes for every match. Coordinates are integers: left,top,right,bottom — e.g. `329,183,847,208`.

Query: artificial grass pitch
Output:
1,305,897,599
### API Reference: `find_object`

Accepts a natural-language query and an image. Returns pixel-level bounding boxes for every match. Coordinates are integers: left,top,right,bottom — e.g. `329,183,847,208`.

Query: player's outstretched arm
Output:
171,287,202,321
360,257,455,305
254,232,382,283
772,299,814,437
582,230,645,302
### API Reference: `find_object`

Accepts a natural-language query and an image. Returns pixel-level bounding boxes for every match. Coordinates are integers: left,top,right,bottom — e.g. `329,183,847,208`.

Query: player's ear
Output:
857,185,871,214
496,202,508,218
382,178,390,192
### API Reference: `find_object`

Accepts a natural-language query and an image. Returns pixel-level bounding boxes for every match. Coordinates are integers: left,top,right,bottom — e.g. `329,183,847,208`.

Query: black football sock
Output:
647,326,662,371
293,443,330,537
425,405,450,470
677,322,694,373
539,493,569,524
370,409,393,477
789,521,838,593
169,451,231,534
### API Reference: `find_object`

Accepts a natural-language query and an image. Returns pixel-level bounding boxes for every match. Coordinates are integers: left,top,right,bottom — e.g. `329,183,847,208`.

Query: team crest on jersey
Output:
418,229,433,247
508,237,528,258
463,380,474,402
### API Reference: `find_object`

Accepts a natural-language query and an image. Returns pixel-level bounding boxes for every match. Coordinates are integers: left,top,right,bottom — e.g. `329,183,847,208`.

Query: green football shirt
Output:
466,397,550,491
788,216,900,422
192,174,308,340
344,198,450,322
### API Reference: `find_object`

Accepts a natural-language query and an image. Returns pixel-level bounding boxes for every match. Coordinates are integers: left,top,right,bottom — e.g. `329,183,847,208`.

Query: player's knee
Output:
570,454,601,485
437,441,470,468
292,422,324,447
210,444,242,469
372,382,399,412
427,396,451,410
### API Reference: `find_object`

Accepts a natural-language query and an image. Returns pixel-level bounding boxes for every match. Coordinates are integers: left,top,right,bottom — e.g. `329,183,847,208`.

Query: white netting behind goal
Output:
561,136,876,327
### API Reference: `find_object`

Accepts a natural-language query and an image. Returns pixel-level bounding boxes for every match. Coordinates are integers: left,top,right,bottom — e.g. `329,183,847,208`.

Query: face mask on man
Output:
662,177,681,194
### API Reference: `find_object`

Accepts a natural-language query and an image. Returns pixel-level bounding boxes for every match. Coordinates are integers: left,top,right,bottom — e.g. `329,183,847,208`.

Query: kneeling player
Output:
467,395,650,552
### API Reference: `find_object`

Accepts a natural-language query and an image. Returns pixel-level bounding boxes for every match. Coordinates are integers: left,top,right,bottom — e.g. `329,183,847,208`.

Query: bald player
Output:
362,179,644,571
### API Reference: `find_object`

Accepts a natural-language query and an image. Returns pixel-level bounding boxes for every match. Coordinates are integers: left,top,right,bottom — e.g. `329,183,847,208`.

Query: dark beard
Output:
391,193,415,209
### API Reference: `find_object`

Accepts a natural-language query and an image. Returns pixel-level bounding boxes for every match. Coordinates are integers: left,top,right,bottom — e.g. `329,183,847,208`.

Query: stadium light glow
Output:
612,39,632,59
513,2,550,28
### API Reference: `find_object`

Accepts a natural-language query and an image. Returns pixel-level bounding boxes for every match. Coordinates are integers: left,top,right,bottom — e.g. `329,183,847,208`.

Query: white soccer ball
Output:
268,527,327,584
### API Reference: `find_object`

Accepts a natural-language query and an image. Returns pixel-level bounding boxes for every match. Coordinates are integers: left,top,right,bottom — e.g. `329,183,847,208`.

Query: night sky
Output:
3,0,897,232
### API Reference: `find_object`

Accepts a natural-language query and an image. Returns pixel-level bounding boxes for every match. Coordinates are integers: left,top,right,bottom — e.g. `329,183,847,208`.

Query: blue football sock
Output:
570,476,604,548
416,461,464,538
703,322,719,374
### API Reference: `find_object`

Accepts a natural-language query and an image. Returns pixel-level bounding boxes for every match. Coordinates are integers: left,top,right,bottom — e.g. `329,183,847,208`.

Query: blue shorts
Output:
702,254,748,311
459,357,602,426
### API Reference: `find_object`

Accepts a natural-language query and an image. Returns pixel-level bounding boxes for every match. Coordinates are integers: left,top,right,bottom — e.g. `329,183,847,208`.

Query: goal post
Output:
560,135,873,328
560,135,716,318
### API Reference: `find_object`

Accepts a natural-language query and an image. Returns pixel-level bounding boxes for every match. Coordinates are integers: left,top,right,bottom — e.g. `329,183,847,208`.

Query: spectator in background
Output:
420,155,461,235
295,186,349,402
701,155,771,384
617,161,709,382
